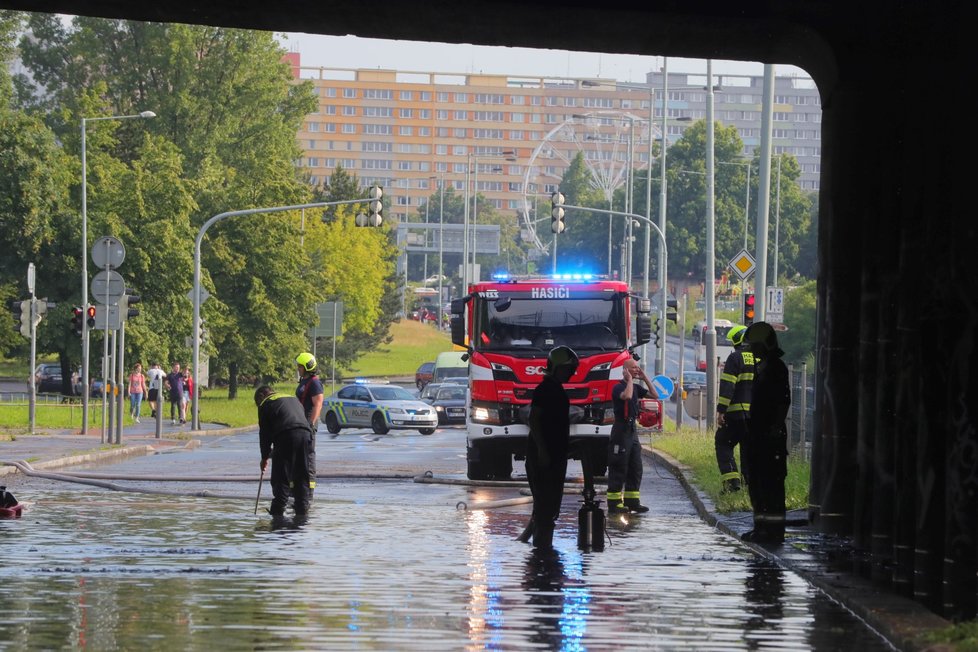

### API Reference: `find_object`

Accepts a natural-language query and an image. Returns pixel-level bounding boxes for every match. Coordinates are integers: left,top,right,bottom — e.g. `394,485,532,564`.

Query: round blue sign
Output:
651,375,675,400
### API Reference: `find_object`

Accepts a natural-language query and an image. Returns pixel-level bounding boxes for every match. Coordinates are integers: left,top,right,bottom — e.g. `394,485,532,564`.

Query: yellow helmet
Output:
727,325,748,346
296,352,317,372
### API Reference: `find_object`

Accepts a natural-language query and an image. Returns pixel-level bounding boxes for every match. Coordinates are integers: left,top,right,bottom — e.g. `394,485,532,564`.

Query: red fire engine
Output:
449,274,654,480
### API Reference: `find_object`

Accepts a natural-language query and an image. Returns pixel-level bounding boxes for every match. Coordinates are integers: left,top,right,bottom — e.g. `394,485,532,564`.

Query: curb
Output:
642,444,949,652
1,439,201,477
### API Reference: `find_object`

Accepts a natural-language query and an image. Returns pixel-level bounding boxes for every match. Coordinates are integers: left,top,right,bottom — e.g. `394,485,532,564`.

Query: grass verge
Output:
344,319,454,379
651,426,810,513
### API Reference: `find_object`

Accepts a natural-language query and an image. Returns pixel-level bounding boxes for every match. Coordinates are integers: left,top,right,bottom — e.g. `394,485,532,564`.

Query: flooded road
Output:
0,430,893,650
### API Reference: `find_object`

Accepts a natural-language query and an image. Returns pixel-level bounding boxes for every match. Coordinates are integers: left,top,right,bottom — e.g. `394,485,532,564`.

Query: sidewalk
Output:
645,445,950,652
0,420,253,478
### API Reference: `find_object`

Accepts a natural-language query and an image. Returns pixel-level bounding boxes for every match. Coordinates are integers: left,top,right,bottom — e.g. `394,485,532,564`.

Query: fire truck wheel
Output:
467,459,491,481
371,412,390,435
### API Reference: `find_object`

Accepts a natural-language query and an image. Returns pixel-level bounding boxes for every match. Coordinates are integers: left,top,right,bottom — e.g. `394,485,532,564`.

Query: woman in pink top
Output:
128,363,147,423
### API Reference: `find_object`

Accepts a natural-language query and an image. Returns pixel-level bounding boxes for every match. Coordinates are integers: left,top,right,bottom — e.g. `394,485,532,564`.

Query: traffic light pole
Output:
191,196,382,430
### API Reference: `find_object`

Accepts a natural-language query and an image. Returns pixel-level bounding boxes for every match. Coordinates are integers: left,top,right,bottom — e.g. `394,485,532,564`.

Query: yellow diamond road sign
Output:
729,250,755,280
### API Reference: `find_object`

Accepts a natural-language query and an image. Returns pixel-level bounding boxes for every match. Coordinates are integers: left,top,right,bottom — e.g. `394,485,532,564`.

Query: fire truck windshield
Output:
474,296,626,353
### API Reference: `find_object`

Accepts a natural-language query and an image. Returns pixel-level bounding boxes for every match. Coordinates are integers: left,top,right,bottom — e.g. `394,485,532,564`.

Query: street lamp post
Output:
80,110,155,435
705,60,718,430
466,150,515,287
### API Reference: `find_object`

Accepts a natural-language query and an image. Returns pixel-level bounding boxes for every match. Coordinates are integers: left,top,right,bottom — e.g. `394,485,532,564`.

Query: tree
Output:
780,279,817,365
16,17,321,395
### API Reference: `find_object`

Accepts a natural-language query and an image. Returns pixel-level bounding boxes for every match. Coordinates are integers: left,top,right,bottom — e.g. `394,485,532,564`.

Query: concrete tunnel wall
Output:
0,0,973,620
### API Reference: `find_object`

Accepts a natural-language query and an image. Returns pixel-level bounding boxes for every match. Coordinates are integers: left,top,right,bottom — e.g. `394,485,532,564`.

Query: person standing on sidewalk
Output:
164,363,186,425
715,324,752,494
741,322,791,544
127,363,147,423
255,385,314,517
146,362,164,418
607,356,652,515
295,352,323,492
523,345,579,549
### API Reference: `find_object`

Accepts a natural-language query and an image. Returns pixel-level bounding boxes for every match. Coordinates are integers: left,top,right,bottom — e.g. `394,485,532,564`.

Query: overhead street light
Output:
463,150,516,291
80,110,156,434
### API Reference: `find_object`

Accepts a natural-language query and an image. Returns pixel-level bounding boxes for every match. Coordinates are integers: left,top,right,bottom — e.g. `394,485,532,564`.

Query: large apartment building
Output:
295,58,821,225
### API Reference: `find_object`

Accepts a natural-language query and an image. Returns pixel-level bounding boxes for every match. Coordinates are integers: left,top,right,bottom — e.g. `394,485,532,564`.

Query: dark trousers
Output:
269,427,314,515
607,421,643,496
526,452,568,549
741,428,788,537
715,418,749,480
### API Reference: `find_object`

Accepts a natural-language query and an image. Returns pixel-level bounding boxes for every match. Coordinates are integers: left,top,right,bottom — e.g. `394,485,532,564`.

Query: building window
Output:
362,142,393,152
363,89,393,100
436,109,449,120
343,106,356,116
400,90,413,101
436,127,450,137
306,122,319,132
418,126,431,136
398,161,413,171
363,124,392,135
323,105,336,115
453,163,466,173
474,111,504,121
343,88,356,98
454,110,467,120
363,106,393,117
511,95,525,105
454,92,468,103
399,108,414,118
437,92,450,102
546,96,558,106
583,97,614,108
324,124,336,133
474,129,503,139
511,113,524,123
436,162,448,172
419,109,431,119
341,124,356,134
324,87,337,97
453,128,467,138
436,144,448,155
474,93,504,104
564,97,577,107
453,145,467,155
400,126,413,136
509,130,524,140
362,159,392,170
420,91,432,101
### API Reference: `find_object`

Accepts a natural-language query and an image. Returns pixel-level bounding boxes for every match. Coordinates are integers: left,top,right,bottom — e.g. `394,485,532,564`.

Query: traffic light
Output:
666,296,678,323
196,316,207,345
358,185,383,227
550,191,565,233
86,305,96,328
71,306,84,336
653,316,661,348
8,300,29,338
122,293,140,320
743,292,756,325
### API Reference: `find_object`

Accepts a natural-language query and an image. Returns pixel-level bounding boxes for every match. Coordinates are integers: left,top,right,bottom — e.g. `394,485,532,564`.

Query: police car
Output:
322,381,439,435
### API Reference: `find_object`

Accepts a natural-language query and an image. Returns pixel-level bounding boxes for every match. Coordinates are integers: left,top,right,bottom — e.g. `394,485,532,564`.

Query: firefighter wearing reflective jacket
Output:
741,322,791,544
715,324,752,493
255,386,315,516
607,357,651,515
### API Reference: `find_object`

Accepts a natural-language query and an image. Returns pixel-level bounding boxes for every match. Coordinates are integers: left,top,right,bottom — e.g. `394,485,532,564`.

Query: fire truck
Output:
449,274,654,480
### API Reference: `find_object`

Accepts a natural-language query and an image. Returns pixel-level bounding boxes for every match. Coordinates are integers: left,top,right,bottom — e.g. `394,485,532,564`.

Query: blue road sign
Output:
651,374,675,400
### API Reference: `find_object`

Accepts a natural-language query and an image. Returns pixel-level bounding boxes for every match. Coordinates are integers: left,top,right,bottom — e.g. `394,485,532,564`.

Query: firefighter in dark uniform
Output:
741,322,791,543
607,356,652,514
715,324,752,493
255,385,315,516
295,352,323,493
524,345,579,549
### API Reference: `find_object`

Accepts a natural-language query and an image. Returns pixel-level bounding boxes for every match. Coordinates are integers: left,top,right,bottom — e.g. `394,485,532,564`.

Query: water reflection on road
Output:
0,434,891,650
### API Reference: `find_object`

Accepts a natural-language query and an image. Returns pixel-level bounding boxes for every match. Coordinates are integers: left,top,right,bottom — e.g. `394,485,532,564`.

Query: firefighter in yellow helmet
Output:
295,352,323,496
715,324,751,493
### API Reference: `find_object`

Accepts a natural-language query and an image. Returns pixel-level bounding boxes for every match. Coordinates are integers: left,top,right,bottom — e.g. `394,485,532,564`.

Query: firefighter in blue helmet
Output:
741,322,791,544
715,324,752,493
523,345,579,549
607,356,653,514
255,385,315,516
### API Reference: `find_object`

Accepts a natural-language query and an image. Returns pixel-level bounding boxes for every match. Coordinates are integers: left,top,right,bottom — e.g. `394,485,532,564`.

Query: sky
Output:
282,34,811,83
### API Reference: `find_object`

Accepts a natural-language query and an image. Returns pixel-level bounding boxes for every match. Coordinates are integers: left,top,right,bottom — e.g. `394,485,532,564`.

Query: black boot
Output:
624,499,650,514
721,478,742,494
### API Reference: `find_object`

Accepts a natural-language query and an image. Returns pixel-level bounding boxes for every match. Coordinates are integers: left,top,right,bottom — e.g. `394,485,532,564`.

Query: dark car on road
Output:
415,361,435,389
672,370,707,401
425,384,468,425
33,363,63,393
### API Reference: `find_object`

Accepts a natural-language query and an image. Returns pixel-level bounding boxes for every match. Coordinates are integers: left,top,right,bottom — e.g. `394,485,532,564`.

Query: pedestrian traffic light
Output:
743,292,756,325
71,306,84,336
86,305,96,328
360,185,383,227
550,191,565,233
